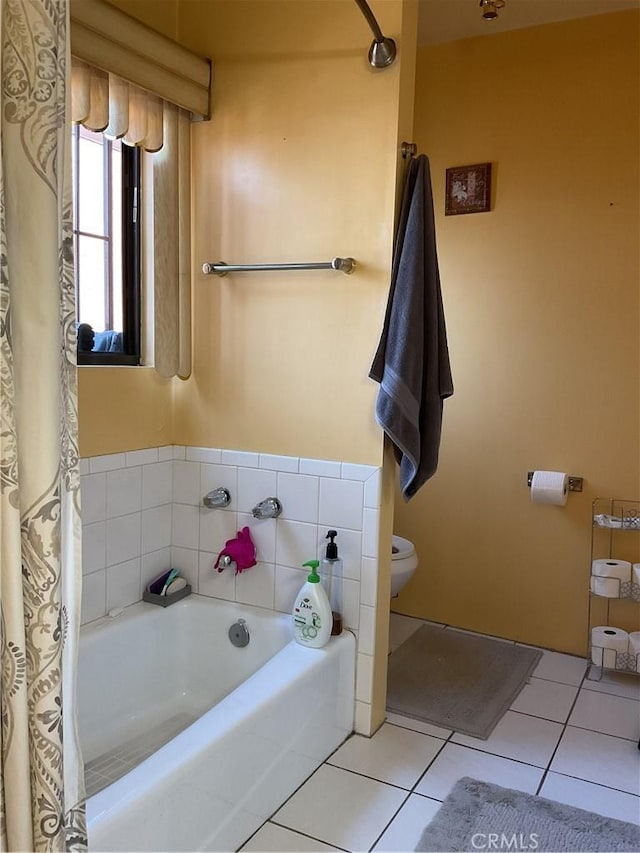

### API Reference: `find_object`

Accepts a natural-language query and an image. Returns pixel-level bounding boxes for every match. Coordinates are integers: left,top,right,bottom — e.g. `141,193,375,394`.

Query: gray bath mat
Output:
417,777,640,851
386,625,542,739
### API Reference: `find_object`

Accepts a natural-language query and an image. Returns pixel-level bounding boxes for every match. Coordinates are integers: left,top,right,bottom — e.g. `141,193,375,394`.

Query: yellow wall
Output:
79,0,415,469
393,11,640,655
78,368,173,456
173,0,410,466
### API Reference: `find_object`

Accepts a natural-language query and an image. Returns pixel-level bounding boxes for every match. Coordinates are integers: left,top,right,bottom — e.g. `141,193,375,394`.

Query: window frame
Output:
73,126,142,367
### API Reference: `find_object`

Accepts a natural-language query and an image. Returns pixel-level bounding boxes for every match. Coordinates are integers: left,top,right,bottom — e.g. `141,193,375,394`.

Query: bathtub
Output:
78,594,355,851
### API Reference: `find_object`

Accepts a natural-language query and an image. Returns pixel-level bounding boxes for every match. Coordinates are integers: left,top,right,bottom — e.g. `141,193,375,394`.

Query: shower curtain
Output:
0,0,87,850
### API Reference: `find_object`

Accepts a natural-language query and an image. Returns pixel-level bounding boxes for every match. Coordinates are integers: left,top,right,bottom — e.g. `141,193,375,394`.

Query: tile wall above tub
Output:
80,446,382,693
80,447,174,624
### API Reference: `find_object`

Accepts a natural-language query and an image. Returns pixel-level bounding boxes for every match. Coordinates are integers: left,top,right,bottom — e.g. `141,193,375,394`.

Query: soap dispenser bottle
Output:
292,560,332,648
321,530,343,635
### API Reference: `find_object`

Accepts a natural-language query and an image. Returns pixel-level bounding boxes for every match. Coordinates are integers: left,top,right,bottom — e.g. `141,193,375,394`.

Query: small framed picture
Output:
445,162,492,215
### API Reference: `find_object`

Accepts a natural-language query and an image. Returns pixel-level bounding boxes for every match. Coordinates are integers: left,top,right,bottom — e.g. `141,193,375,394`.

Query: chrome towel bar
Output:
202,258,356,276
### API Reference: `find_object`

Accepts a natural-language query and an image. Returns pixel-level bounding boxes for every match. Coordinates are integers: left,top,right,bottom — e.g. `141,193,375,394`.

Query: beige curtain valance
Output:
72,59,167,151
70,0,211,119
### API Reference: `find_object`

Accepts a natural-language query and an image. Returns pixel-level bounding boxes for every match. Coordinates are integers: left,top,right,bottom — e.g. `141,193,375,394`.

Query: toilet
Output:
391,535,418,597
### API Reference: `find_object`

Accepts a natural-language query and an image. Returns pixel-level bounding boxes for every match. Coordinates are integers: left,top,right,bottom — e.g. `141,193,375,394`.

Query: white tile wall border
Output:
80,445,383,735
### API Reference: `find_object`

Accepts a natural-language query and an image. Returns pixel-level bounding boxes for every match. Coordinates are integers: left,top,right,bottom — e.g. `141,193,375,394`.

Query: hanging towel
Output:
369,154,453,501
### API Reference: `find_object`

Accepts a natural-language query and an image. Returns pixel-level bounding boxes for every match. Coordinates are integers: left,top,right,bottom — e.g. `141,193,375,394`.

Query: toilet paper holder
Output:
527,472,583,492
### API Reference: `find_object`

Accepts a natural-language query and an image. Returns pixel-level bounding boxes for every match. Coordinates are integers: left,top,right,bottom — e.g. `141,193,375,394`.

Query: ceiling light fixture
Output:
480,0,505,21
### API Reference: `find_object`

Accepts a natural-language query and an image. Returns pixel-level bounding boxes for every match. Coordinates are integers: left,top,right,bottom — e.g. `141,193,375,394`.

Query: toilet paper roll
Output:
629,632,640,673
590,626,629,668
530,471,568,506
590,576,621,598
592,559,631,582
633,564,640,588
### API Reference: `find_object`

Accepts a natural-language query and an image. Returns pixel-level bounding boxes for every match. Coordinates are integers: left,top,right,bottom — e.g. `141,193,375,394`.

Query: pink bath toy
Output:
214,526,257,574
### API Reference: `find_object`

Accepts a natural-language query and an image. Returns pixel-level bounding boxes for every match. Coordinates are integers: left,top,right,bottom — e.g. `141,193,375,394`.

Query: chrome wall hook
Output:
401,141,417,159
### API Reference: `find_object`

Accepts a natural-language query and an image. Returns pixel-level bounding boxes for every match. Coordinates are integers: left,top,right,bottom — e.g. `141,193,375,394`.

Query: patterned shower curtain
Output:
0,0,87,850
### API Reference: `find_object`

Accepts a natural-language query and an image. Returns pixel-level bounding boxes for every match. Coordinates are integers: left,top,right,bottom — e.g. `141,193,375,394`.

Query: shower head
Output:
353,0,397,68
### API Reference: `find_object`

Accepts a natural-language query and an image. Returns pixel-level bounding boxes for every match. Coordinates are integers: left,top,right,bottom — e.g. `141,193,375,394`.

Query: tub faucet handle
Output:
203,487,231,509
251,497,282,519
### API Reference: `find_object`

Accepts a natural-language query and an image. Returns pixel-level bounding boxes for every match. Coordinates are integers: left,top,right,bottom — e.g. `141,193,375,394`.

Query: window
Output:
72,126,141,365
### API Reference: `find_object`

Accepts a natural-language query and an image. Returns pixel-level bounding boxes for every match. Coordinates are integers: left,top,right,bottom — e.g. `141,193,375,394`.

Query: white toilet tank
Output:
391,535,418,597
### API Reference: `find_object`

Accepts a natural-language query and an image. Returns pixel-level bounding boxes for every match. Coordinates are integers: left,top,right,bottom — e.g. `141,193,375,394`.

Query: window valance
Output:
70,0,211,119
71,60,167,152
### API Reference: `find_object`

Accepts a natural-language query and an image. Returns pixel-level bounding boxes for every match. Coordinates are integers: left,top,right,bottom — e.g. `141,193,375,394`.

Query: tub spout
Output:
251,497,282,519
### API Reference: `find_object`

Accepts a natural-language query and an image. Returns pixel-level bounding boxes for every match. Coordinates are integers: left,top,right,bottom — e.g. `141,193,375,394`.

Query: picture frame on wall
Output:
445,162,492,215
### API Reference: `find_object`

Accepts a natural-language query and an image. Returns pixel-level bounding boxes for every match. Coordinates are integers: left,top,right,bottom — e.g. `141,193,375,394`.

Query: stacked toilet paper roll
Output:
590,559,631,598
629,632,640,674
590,626,629,668
633,563,640,590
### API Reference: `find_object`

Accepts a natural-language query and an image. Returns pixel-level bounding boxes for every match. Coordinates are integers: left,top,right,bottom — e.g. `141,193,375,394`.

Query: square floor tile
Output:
540,772,640,825
582,670,640,701
328,723,444,789
273,764,407,852
524,648,587,686
451,711,563,767
372,793,442,852
550,727,640,795
415,742,543,801
509,677,579,723
385,712,452,740
568,690,640,741
242,822,341,851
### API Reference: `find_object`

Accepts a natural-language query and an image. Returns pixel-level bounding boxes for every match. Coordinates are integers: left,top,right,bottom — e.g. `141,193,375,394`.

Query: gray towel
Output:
369,154,453,500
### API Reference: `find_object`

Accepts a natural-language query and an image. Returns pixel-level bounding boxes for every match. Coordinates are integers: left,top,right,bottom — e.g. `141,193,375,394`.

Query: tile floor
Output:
241,614,640,852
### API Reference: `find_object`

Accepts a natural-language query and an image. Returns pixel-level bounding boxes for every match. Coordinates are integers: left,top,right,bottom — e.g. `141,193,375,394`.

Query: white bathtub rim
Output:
81,593,291,638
